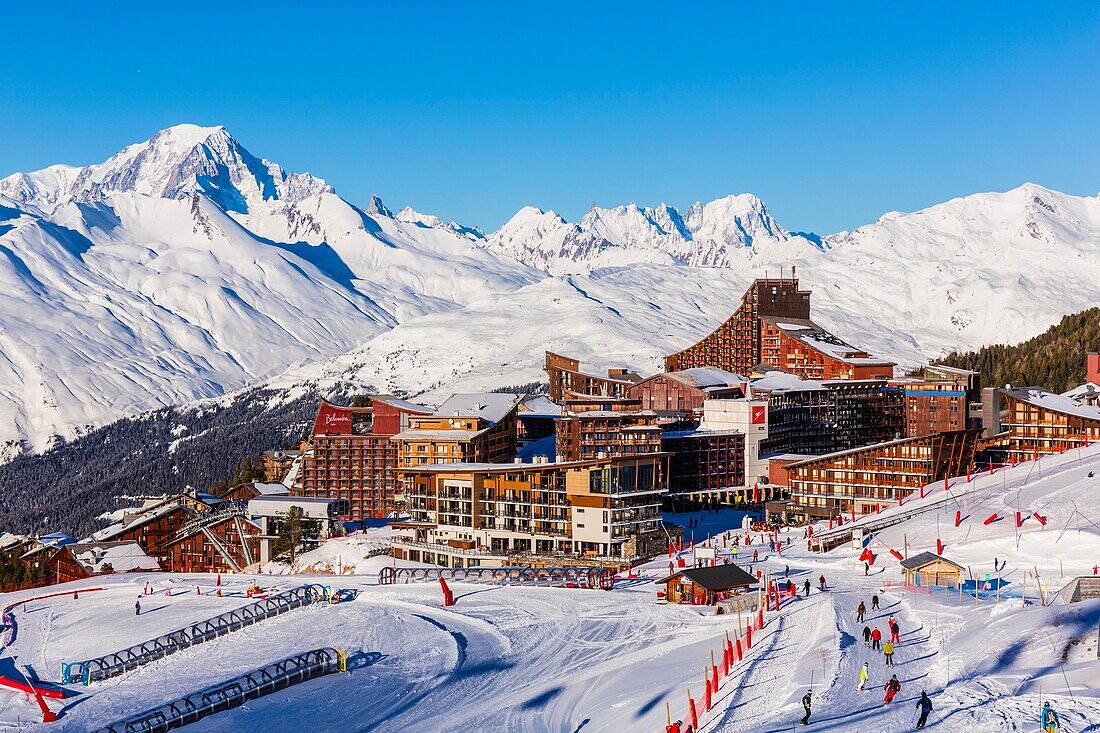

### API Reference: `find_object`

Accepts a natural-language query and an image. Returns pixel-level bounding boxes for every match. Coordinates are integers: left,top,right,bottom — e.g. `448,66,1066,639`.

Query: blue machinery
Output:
90,647,347,733
378,565,616,591
61,584,330,685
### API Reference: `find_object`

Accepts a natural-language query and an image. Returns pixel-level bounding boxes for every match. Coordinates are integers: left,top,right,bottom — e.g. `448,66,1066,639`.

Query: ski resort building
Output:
658,564,759,605
248,496,350,563
625,369,747,413
554,411,669,462
293,397,432,520
982,386,1100,459
87,498,202,568
750,371,905,457
785,430,979,519
661,428,746,494
393,393,524,470
664,273,895,380
21,541,159,584
262,447,304,483
899,552,964,589
391,453,670,566
166,510,262,574
545,352,642,402
892,366,982,438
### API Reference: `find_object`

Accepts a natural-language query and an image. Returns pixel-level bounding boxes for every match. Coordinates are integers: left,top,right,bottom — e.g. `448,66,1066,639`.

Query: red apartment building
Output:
293,396,432,520
664,272,894,380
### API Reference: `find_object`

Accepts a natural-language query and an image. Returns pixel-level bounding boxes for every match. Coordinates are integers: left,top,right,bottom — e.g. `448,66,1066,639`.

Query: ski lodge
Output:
658,564,759,605
899,552,964,588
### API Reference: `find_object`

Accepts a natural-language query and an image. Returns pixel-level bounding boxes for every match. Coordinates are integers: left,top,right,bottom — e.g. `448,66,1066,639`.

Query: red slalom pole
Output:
955,510,962,527
983,513,998,526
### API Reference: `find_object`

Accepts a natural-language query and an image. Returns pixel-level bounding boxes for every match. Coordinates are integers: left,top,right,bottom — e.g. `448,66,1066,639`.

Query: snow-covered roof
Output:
666,368,748,392
761,316,894,367
67,541,160,573
518,395,562,417
371,394,434,414
255,482,291,496
1004,387,1100,422
89,502,183,542
430,392,523,424
391,428,480,441
1062,382,1100,401
748,370,828,394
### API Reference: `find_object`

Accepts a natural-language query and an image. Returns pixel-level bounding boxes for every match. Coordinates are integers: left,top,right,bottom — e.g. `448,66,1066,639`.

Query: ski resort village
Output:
0,261,1098,732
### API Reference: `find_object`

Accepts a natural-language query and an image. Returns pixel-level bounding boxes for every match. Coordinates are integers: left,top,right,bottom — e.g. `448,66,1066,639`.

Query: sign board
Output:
695,547,716,560
851,528,864,550
751,405,766,425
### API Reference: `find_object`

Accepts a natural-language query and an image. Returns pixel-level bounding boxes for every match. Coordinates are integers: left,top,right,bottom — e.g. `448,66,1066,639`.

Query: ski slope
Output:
1,450,1099,731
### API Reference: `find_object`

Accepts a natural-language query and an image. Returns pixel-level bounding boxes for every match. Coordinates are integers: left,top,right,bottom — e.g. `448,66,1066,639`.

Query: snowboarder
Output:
800,690,812,725
135,598,141,616
883,675,900,704
871,594,879,610
857,600,867,623
890,620,901,644
804,579,811,596
883,640,895,665
1041,702,1060,731
871,627,882,651
858,662,870,691
915,690,933,728
819,574,826,590
863,625,872,646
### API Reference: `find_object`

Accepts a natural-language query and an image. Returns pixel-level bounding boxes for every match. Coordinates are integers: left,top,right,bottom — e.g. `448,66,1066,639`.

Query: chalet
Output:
658,564,759,605
899,552,964,588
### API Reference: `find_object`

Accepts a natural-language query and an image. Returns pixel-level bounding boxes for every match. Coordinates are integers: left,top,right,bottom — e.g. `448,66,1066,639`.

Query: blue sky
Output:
3,2,1099,233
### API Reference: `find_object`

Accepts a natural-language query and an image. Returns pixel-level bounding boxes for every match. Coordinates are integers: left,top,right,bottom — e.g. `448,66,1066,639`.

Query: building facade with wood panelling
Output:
394,393,524,471
983,387,1100,459
545,352,642,402
664,273,894,380
392,453,670,567
787,430,979,519
166,512,262,574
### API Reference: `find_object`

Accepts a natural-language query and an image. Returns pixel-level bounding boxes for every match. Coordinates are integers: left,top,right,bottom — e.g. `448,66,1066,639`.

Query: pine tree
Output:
271,507,306,563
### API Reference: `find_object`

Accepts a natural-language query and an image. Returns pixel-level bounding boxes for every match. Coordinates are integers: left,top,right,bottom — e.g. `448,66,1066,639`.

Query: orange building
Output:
664,273,894,380
545,352,642,402
394,393,524,469
892,366,981,438
167,513,261,573
983,387,1100,460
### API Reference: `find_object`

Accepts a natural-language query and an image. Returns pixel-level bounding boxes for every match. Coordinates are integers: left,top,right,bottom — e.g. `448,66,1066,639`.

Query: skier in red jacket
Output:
883,675,901,704
871,627,882,651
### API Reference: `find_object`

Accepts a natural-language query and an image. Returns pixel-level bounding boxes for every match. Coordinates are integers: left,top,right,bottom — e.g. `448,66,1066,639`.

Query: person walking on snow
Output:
800,690,812,725
819,574,827,590
863,625,872,646
784,564,790,579
915,690,933,728
753,549,759,562
858,662,870,691
804,579,811,596
883,640,895,665
1041,702,1061,731
871,594,879,610
871,627,882,651
857,600,866,623
883,674,901,704
890,620,901,644
135,598,141,616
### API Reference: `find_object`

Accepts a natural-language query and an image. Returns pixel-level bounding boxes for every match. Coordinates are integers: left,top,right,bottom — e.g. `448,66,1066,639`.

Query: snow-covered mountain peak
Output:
0,124,333,215
482,193,822,273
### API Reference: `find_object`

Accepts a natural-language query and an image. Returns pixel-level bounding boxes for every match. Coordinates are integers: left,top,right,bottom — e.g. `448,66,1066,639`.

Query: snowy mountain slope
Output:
483,194,825,274
0,126,538,455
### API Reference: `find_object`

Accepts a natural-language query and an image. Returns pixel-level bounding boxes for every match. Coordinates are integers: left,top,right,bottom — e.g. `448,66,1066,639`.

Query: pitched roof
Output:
899,551,962,571
430,393,524,425
760,316,894,367
656,563,759,590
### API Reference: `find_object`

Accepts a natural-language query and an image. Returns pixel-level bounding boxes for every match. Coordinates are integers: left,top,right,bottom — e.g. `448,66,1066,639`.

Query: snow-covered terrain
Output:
1,445,1097,731
3,124,1100,456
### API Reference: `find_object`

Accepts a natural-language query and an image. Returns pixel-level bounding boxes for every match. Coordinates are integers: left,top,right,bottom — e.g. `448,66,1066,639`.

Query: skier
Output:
784,564,790,579
883,640,895,665
819,574,827,590
800,690,812,725
864,561,870,576
882,674,901,705
863,625,872,646
135,598,141,616
858,662,870,691
871,627,882,651
890,620,901,644
871,594,880,610
732,545,739,559
857,600,867,623
667,719,682,733
915,690,933,728
753,549,759,562
1041,702,1061,731
804,579,811,596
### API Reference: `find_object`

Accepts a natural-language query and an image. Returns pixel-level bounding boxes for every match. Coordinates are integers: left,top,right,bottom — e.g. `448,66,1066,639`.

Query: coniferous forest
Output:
933,308,1100,392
